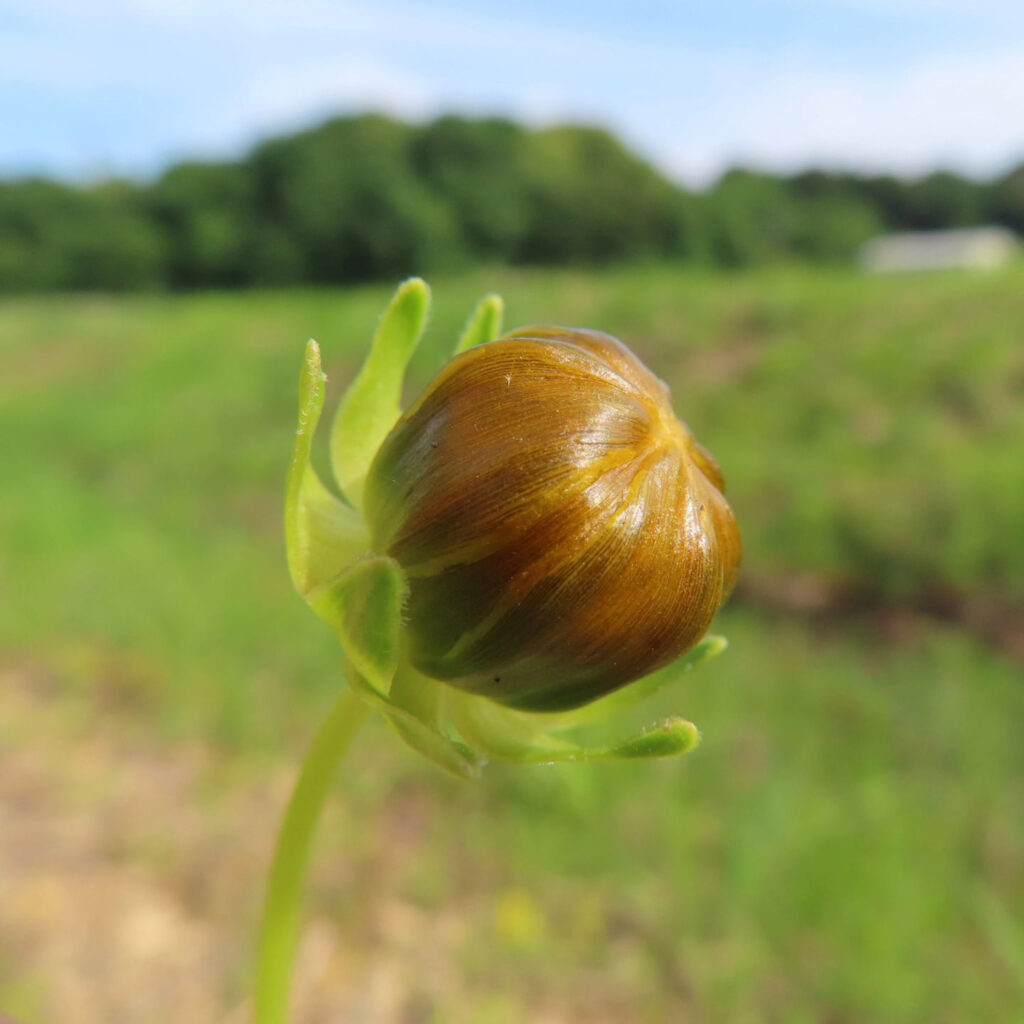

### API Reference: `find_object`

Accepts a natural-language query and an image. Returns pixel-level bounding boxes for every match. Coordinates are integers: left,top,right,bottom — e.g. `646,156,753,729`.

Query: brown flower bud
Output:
364,326,741,712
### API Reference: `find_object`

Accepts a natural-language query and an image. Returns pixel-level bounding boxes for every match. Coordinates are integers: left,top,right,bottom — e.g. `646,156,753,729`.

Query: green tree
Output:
148,161,256,287
249,114,464,283
856,170,985,231
708,169,801,265
411,115,531,260
515,125,692,264
989,163,1024,234
0,179,164,292
786,171,884,260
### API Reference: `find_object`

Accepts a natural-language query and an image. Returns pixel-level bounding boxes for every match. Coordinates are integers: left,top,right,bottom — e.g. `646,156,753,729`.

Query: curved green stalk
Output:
253,686,369,1024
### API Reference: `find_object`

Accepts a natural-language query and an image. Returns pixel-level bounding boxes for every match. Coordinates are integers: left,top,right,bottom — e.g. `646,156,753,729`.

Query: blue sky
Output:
3,0,1024,185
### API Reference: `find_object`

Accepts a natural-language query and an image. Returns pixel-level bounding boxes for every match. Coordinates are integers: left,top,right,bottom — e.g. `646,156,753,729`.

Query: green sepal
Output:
346,667,483,779
305,554,482,779
307,556,407,697
544,635,728,729
448,693,700,765
606,717,700,759
388,661,444,728
285,340,368,597
680,633,729,671
382,708,484,779
330,278,431,508
454,293,504,354
448,692,577,762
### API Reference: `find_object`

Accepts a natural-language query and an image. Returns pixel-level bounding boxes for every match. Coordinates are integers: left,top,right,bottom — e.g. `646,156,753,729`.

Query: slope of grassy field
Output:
1,264,1022,1022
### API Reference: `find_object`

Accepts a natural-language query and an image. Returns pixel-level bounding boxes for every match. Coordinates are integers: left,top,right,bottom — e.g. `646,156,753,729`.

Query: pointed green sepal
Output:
454,293,504,354
286,340,368,597
448,693,699,764
540,715,700,764
448,692,577,762
346,667,483,779
604,717,701,759
680,634,728,671
597,634,727,712
329,278,430,507
307,557,407,697
544,635,728,729
387,661,444,728
382,710,484,779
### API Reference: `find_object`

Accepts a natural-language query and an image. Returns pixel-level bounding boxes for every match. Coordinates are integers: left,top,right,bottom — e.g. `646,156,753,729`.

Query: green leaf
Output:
285,340,368,597
454,293,504,354
329,278,430,508
308,556,407,697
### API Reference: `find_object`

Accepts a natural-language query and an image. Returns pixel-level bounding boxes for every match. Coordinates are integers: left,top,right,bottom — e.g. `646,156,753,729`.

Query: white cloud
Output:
2,0,1023,183
1,0,715,70
807,0,1022,15
651,46,1024,183
246,61,433,124
214,59,437,144
0,32,134,89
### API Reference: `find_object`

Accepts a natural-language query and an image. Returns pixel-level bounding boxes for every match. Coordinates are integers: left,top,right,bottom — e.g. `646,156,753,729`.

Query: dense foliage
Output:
1,113,1022,291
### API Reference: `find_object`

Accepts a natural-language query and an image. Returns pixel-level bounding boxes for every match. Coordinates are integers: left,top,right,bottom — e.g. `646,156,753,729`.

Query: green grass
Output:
1,263,1022,1021
402,611,1024,1023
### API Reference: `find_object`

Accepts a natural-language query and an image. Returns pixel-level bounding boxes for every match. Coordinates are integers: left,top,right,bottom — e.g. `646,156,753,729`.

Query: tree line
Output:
2,113,1022,292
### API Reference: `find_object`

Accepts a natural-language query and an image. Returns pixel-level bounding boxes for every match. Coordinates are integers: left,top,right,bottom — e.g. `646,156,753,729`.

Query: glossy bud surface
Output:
364,327,741,712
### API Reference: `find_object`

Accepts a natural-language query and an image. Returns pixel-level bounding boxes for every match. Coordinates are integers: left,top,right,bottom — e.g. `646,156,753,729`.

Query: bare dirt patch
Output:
0,664,638,1024
0,663,450,1023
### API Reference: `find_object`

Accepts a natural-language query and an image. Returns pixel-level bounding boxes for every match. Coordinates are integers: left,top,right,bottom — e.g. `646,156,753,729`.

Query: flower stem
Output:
253,685,369,1024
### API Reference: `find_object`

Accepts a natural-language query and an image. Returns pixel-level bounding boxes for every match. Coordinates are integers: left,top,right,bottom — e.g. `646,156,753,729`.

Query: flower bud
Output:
364,326,741,713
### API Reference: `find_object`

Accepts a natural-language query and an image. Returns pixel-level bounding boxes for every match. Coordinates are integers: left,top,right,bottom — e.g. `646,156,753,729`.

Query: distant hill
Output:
1,113,1021,291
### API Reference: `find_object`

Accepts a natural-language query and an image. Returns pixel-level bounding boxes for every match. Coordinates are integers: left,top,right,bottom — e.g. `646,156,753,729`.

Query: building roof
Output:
860,226,1019,273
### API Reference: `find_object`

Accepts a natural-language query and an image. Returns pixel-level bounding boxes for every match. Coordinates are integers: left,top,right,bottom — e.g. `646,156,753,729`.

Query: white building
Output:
860,226,1019,273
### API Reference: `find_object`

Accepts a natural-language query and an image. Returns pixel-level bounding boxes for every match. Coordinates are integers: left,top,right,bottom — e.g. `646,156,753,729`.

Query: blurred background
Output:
1,2,1023,1022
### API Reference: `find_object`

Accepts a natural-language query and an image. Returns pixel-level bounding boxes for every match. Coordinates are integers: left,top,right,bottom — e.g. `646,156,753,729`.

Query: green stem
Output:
253,685,369,1024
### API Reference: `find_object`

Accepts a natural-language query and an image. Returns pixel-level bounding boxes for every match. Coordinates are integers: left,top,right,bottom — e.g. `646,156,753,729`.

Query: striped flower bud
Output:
364,326,741,712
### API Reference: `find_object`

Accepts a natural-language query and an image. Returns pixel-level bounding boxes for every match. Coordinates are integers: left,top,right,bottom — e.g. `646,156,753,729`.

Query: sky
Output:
2,0,1024,186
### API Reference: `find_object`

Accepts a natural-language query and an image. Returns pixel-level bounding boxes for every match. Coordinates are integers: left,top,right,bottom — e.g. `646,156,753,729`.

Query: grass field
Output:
1,264,1022,1022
